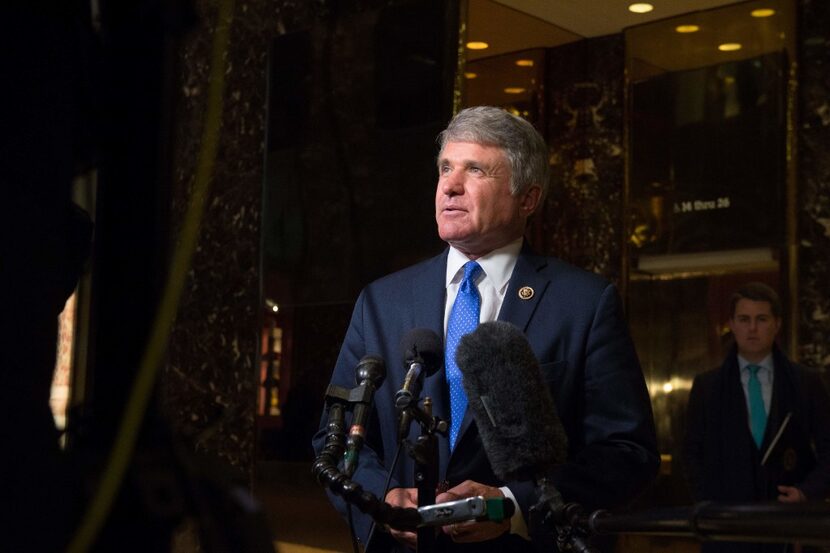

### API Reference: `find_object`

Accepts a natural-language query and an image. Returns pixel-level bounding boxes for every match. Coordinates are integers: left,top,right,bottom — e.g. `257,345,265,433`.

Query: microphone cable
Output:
362,441,404,553
319,381,401,553
346,503,360,553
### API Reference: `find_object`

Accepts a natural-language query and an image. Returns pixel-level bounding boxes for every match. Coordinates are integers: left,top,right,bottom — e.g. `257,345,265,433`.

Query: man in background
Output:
683,282,830,552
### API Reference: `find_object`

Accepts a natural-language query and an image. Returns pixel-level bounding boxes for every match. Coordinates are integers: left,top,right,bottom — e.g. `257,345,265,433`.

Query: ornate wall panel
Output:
539,35,625,284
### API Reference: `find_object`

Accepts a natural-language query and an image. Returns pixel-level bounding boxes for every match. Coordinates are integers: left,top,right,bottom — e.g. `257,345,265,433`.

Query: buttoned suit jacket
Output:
313,243,660,552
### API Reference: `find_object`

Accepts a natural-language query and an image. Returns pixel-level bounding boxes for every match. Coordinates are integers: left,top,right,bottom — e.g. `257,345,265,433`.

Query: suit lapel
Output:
410,251,447,337
411,251,452,476
762,347,795,453
497,245,550,332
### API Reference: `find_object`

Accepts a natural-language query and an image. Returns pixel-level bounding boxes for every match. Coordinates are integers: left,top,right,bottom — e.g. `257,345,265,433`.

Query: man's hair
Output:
437,106,550,199
729,282,782,319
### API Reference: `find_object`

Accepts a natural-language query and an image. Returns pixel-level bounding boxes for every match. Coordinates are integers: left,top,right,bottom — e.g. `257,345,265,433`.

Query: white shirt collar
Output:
445,237,523,290
737,354,774,373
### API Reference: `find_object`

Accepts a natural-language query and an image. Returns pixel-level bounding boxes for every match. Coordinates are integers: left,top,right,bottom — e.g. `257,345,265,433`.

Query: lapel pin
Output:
518,286,534,300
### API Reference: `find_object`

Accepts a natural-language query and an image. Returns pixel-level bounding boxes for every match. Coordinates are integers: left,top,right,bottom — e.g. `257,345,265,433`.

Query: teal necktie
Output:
747,364,767,448
446,261,482,451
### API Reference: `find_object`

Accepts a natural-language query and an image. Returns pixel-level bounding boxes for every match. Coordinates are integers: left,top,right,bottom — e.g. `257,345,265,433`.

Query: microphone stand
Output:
397,396,448,553
529,476,598,553
314,387,514,551
313,383,422,532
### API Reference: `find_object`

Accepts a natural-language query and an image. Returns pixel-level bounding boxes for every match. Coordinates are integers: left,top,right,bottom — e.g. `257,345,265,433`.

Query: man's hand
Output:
385,487,418,550
777,485,806,503
436,480,510,543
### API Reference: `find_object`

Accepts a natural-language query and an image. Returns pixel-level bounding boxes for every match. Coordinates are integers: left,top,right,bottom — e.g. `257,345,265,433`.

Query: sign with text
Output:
629,52,786,258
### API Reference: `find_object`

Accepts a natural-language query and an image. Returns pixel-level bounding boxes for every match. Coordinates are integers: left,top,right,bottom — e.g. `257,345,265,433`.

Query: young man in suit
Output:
683,282,830,552
313,106,659,552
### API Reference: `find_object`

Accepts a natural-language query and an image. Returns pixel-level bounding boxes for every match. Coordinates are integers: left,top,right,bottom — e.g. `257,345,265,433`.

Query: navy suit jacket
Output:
313,244,659,551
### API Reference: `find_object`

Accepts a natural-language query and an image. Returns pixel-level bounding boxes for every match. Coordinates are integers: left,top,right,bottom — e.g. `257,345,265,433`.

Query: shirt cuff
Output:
499,486,529,540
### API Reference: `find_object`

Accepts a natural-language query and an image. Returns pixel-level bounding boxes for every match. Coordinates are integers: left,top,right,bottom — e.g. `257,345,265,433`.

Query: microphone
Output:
343,355,386,476
417,495,515,527
395,328,443,441
455,320,568,482
456,322,596,550
456,322,600,550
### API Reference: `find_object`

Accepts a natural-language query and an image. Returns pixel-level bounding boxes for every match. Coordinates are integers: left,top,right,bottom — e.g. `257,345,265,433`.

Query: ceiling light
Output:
628,3,654,14
515,59,534,67
718,42,742,51
504,87,527,94
751,8,775,17
466,41,489,50
662,382,674,393
675,24,700,33
464,72,478,79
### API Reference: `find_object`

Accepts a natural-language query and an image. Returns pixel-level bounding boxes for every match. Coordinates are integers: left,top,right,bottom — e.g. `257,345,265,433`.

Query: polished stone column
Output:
797,0,830,372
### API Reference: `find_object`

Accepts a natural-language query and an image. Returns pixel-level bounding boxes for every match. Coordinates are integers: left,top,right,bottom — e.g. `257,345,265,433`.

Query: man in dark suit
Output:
313,106,659,551
683,282,830,553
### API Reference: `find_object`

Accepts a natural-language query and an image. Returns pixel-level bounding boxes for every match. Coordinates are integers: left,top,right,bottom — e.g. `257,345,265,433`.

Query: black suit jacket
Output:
682,345,830,553
313,244,659,551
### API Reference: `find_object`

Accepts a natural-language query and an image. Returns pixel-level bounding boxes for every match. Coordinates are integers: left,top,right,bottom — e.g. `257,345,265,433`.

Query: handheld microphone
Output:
416,495,515,528
455,320,568,481
395,328,443,441
343,355,386,476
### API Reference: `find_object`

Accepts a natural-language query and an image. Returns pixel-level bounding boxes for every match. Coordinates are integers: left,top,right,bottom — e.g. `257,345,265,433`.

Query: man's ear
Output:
521,185,542,216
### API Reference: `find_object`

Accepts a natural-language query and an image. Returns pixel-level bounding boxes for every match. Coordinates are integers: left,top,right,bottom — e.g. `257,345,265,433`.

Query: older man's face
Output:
435,141,539,259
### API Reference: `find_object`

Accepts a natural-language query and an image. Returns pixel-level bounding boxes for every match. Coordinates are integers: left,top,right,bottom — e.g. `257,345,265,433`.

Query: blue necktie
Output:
446,261,483,451
747,364,767,448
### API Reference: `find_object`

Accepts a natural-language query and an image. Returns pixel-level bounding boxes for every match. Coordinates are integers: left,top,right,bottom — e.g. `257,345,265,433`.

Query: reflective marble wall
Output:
164,0,281,470
797,0,830,372
161,0,830,482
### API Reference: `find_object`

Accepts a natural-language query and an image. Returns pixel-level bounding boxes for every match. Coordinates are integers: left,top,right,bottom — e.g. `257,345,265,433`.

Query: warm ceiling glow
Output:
751,8,775,17
675,24,700,33
628,3,654,14
464,72,478,79
504,87,527,94
466,41,489,50
515,59,534,67
718,42,743,51
662,382,674,393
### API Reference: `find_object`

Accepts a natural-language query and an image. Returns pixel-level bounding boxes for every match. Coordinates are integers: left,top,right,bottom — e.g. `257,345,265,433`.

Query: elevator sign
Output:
674,197,731,213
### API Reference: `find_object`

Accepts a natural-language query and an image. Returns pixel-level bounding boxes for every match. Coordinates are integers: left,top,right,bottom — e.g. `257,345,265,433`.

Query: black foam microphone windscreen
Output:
399,328,443,376
456,321,568,482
